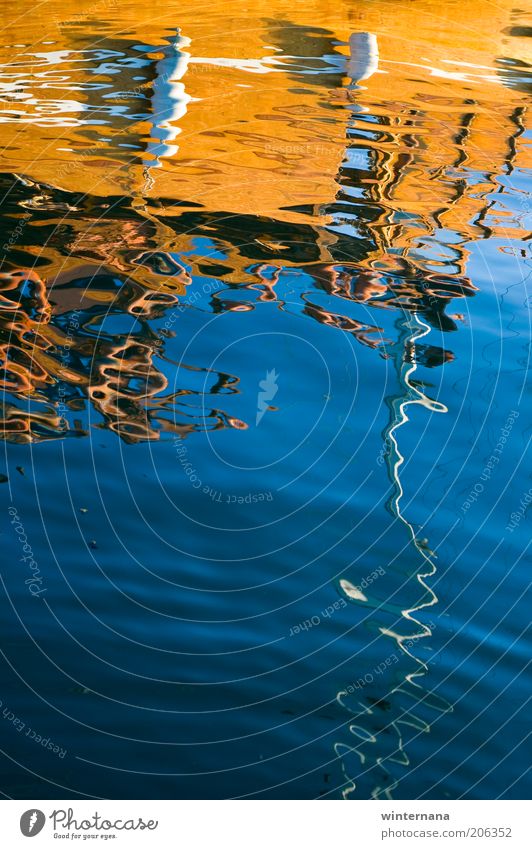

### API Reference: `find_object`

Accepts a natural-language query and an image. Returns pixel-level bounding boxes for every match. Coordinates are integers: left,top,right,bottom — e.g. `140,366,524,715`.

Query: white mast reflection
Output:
142,29,191,191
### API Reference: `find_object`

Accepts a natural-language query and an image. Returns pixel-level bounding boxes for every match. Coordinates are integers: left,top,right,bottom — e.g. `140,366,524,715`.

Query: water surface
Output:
0,0,531,799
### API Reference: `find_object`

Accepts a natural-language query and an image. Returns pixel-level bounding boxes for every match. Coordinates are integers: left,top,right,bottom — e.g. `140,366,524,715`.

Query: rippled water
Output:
0,0,531,799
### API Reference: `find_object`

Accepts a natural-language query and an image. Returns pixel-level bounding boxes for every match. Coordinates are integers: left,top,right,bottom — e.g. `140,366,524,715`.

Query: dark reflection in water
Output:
0,184,473,446
0,0,531,799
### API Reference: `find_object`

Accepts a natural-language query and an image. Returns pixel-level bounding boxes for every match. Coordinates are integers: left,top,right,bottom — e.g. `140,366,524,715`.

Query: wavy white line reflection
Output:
336,311,452,800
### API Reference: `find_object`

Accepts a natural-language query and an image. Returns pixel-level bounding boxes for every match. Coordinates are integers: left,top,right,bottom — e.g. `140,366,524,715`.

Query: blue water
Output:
0,6,531,800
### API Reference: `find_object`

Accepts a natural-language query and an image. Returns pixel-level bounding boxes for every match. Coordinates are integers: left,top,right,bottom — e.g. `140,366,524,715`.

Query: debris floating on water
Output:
339,578,368,602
